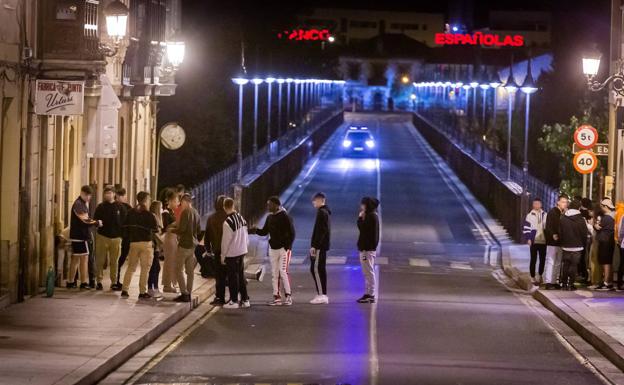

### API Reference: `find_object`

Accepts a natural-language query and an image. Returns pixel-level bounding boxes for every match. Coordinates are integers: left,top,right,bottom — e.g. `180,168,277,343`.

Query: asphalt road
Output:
137,112,603,385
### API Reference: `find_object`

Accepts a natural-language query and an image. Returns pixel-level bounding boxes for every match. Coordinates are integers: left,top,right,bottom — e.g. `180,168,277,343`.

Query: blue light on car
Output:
343,140,352,147
365,140,375,148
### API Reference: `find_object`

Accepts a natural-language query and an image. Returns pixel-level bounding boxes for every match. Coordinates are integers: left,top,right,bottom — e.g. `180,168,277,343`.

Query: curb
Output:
58,279,215,385
501,244,624,375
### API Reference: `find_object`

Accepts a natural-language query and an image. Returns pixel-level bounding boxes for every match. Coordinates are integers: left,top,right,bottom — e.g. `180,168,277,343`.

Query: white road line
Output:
326,256,347,264
450,261,473,270
409,258,432,267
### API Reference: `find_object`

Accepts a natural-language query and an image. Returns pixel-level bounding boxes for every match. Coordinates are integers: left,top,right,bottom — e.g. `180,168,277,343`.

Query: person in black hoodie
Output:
543,194,569,290
94,185,124,291
249,196,296,306
357,196,380,304
309,192,331,305
204,195,228,305
559,200,589,290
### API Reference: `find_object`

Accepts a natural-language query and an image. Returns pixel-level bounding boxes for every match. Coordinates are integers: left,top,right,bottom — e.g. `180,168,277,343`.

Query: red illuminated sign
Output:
277,29,331,41
434,33,524,47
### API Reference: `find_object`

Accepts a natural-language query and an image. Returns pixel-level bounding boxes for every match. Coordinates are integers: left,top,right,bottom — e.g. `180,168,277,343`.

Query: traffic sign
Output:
574,125,598,149
573,150,598,174
572,142,609,156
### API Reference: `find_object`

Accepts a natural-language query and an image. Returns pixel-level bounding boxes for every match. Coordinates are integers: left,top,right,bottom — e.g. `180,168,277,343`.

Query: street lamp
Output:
265,77,275,159
520,59,538,201
401,75,410,84
504,61,519,181
231,77,249,183
101,0,129,56
276,78,285,154
251,78,263,169
166,31,186,69
582,49,602,79
479,83,490,129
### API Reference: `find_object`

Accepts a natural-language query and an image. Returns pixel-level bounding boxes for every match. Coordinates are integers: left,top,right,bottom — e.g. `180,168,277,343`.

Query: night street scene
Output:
7,0,624,384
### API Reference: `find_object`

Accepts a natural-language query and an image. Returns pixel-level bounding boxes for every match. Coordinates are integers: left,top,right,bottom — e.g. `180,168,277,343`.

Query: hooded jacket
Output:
544,206,563,246
253,208,296,250
311,205,331,251
204,196,228,254
559,209,589,250
221,211,249,258
357,197,380,251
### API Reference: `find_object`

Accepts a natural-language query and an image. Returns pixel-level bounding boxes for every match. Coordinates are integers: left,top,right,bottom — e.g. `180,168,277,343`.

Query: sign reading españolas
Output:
35,80,85,115
434,32,525,47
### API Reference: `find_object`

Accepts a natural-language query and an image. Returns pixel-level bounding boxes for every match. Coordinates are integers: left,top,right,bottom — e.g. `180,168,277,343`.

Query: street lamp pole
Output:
277,78,284,154
232,78,249,183
265,77,275,159
251,78,263,169
504,60,518,181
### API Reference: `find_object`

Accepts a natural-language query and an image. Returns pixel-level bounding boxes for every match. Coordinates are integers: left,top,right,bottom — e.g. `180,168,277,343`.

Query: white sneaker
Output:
267,296,282,306
223,301,240,309
283,295,293,306
241,300,251,308
151,289,163,298
310,295,329,304
147,288,156,297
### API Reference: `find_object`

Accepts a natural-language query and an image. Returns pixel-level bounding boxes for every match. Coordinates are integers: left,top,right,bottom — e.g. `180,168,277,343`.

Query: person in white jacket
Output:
221,197,250,309
523,198,547,285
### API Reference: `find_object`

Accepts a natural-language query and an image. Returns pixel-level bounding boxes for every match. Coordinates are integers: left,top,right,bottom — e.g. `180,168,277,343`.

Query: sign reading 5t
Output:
573,150,598,174
574,124,598,149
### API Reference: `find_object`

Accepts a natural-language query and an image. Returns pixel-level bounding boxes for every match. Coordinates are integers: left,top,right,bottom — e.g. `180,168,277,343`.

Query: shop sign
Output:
434,32,524,47
35,79,84,115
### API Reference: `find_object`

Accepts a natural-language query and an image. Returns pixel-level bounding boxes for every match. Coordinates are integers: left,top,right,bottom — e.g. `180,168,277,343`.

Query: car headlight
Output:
365,140,375,148
342,140,352,148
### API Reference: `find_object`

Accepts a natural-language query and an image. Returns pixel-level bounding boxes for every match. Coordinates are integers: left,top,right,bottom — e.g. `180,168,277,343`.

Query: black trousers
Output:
618,247,624,285
116,238,130,285
226,255,248,303
214,253,227,301
529,243,546,278
310,249,328,295
561,250,582,287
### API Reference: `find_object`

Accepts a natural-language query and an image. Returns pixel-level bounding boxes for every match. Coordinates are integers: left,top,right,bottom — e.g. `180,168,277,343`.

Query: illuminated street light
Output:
582,48,602,78
521,58,538,203
401,75,410,84
328,35,336,43
265,77,276,159
251,78,263,168
231,77,249,182
503,60,519,180
104,0,129,41
166,31,185,69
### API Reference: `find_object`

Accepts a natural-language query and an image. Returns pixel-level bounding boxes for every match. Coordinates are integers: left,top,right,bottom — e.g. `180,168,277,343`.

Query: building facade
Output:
0,0,181,304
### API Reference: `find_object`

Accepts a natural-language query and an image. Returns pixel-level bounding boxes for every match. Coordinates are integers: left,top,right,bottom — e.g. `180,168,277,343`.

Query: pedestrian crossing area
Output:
287,255,481,271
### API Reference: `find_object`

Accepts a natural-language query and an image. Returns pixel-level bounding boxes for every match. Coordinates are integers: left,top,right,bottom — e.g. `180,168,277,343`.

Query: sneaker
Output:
310,295,329,304
283,295,293,306
138,293,152,300
267,296,282,306
174,294,191,302
96,283,103,291
223,300,240,309
110,283,122,291
163,286,177,293
120,291,129,298
79,283,90,290
591,282,606,290
256,266,266,282
536,274,542,284
596,283,611,291
210,298,225,306
89,281,96,289
66,281,77,289
357,294,376,303
151,289,163,298
241,300,251,308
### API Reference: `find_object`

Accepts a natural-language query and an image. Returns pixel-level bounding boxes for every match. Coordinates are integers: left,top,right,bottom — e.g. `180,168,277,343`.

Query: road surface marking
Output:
450,261,473,270
327,256,347,264
409,258,431,267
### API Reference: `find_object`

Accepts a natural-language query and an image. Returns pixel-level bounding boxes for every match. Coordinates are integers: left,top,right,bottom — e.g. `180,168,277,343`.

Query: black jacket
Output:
94,201,123,239
124,206,159,243
545,206,563,246
253,209,296,250
205,196,228,254
357,197,380,251
559,209,589,249
311,205,331,251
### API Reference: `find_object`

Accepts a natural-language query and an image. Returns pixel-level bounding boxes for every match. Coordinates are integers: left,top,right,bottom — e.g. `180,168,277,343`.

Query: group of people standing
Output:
67,183,381,307
68,184,201,302
523,194,624,291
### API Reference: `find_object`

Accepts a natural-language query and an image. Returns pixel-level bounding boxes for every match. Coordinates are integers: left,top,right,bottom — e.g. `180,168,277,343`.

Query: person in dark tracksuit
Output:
204,195,228,306
357,196,380,304
559,200,589,290
114,188,131,290
543,194,569,290
309,192,331,305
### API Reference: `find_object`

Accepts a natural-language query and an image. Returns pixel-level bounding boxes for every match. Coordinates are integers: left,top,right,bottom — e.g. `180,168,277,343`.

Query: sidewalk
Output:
504,244,624,373
0,269,214,385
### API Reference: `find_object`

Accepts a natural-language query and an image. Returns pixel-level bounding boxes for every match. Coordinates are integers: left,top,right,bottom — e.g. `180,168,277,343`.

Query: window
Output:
390,23,419,31
350,20,377,29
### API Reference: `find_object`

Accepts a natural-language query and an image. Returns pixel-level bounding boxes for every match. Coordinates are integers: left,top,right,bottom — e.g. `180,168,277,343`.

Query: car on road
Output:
342,126,377,157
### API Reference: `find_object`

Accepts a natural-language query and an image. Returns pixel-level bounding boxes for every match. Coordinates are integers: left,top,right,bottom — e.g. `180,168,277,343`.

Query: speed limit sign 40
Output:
573,150,598,174
574,125,598,149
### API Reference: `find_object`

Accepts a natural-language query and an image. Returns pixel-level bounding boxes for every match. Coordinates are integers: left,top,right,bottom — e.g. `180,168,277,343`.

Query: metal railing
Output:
416,107,559,210
191,100,343,217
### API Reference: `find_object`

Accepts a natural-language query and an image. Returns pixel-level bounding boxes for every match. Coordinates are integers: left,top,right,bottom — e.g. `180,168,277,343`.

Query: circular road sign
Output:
574,124,598,149
573,150,598,174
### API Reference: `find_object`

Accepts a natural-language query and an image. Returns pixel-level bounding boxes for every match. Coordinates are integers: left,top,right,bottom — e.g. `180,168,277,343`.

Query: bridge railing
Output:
192,100,343,217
